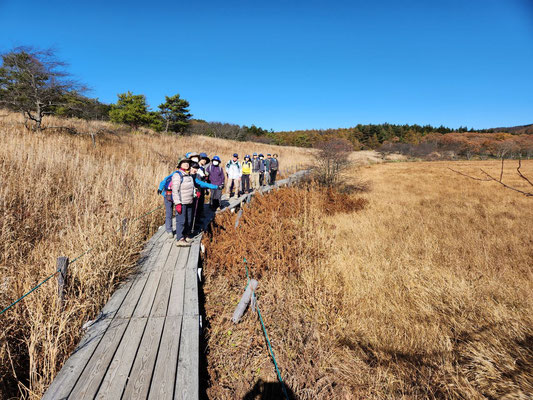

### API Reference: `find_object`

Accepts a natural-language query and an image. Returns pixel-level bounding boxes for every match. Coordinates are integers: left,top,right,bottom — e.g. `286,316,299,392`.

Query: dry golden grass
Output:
0,111,312,399
202,160,533,399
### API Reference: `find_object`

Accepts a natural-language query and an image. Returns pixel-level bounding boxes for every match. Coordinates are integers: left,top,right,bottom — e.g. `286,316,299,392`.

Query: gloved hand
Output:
218,184,224,190
175,204,182,214
195,190,201,198
157,189,162,195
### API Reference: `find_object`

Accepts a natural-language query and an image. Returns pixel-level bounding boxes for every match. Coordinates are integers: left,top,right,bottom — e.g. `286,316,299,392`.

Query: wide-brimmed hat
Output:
199,152,210,163
177,157,192,168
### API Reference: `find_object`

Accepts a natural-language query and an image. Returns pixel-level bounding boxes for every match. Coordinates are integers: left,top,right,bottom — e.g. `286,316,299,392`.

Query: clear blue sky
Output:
1,0,532,131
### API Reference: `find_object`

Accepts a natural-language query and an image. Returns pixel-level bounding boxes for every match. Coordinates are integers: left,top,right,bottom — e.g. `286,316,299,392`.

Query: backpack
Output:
163,170,184,191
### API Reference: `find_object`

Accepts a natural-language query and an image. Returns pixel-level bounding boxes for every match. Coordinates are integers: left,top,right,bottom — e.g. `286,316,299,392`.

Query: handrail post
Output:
57,257,69,310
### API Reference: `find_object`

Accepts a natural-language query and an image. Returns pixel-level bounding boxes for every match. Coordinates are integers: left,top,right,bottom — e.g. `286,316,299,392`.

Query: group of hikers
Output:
158,151,280,247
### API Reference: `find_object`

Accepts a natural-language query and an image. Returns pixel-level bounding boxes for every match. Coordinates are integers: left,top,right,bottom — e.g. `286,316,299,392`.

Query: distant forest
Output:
1,46,531,159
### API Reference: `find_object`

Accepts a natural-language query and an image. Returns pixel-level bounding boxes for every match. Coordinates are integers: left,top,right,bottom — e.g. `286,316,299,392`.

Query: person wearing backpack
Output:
171,157,196,247
206,155,225,210
251,152,261,190
270,153,279,184
241,155,252,194
158,163,181,239
225,153,242,198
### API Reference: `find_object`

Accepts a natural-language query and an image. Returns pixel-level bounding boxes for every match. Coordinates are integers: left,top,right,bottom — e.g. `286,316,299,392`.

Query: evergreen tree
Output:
109,92,150,130
158,94,192,133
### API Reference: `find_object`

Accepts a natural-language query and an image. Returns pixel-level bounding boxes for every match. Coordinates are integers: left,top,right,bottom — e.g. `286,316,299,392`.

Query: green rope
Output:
0,269,60,315
0,204,164,316
256,302,290,400
243,257,289,400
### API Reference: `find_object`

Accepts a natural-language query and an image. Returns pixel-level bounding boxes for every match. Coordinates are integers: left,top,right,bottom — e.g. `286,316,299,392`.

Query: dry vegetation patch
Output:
202,161,533,399
0,112,312,399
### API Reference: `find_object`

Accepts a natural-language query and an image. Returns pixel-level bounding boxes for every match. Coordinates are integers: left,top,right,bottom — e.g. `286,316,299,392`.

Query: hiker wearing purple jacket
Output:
206,155,225,210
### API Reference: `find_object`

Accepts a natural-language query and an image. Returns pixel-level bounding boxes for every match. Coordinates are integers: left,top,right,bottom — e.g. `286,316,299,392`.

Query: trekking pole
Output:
192,195,199,234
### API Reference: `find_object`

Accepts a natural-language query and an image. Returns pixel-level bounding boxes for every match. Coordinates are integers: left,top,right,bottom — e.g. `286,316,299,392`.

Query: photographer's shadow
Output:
243,379,297,400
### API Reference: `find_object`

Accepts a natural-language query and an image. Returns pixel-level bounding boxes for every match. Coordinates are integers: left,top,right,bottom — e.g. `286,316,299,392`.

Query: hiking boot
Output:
175,239,191,247
185,237,194,243
166,231,174,239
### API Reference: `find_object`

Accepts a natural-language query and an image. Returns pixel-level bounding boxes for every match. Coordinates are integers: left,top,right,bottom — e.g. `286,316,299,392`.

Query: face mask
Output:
213,161,219,166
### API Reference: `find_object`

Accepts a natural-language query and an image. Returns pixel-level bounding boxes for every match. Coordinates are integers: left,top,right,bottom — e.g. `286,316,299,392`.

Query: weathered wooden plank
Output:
147,315,183,400
121,316,166,400
115,272,150,319
133,270,163,318
175,314,199,400
167,249,189,316
131,236,173,318
151,270,173,317
68,317,129,399
94,317,148,400
183,241,200,317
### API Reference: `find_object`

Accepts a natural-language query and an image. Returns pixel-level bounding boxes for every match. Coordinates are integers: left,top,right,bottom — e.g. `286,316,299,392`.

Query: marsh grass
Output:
202,161,533,399
0,111,312,399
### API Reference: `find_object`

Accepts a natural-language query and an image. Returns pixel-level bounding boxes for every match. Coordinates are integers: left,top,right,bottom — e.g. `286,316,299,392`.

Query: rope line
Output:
0,204,164,316
242,257,289,400
0,269,60,316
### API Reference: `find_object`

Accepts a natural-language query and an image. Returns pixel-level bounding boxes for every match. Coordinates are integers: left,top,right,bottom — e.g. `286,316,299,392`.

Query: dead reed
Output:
202,161,533,399
0,111,312,399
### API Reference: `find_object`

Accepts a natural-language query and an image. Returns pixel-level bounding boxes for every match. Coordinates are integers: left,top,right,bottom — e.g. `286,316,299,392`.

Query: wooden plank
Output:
121,316,166,400
183,241,200,317
162,242,182,272
94,317,148,400
147,315,183,400
133,270,163,318
131,238,172,318
175,315,199,400
115,272,150,319
151,270,173,317
167,249,189,316
149,236,173,272
68,317,129,399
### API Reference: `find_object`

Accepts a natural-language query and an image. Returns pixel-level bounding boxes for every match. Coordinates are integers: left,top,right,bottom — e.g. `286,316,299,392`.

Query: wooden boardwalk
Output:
42,170,307,400
43,228,202,400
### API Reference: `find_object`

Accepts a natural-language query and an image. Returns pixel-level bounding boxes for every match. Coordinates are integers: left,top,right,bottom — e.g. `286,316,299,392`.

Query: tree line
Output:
1,46,531,156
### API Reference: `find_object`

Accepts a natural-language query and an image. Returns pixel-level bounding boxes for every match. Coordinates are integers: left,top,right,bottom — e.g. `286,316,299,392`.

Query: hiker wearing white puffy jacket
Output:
171,157,196,247
225,153,242,198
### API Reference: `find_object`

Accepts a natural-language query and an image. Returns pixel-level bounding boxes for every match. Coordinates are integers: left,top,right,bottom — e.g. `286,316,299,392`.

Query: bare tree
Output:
0,47,85,130
313,138,353,186
449,158,533,197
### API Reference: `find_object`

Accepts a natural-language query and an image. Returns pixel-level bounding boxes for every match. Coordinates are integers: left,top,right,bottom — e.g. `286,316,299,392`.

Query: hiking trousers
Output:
226,178,241,196
175,203,194,240
270,170,277,184
251,172,260,190
242,174,251,193
164,194,174,233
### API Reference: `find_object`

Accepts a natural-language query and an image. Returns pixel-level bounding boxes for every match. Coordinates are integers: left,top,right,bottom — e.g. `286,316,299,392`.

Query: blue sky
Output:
0,0,532,131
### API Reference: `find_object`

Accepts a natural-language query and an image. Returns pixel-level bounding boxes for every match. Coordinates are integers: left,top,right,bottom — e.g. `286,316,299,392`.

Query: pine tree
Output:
158,94,192,133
